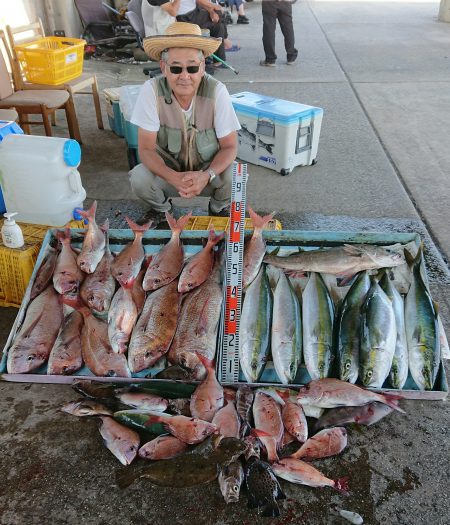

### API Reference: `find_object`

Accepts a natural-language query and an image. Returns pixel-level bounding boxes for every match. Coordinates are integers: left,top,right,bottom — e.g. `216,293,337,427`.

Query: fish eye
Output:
233,485,239,492
345,362,351,370
367,370,373,378
154,278,161,284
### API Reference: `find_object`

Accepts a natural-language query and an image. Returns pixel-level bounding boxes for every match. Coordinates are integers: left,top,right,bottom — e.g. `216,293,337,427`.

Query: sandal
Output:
225,45,241,52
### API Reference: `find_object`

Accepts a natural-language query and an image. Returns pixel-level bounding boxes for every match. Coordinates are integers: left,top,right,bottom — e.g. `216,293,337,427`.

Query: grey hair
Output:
161,49,204,62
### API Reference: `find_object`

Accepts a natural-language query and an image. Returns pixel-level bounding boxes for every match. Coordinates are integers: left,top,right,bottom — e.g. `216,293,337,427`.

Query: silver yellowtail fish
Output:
379,271,408,389
263,244,405,276
359,276,396,388
271,268,302,384
336,272,371,383
239,265,273,383
405,248,440,390
302,272,334,380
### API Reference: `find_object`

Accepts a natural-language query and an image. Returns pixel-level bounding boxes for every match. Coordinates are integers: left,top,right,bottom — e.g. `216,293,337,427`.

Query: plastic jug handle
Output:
68,169,83,194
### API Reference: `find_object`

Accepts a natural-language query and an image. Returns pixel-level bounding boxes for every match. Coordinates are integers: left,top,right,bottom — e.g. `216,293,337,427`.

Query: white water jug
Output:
0,134,86,226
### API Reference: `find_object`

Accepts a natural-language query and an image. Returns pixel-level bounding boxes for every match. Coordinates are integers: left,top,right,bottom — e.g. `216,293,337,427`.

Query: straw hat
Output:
143,22,222,61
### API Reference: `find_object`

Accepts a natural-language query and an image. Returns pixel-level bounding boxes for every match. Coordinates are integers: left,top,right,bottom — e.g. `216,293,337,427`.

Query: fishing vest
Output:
152,74,220,172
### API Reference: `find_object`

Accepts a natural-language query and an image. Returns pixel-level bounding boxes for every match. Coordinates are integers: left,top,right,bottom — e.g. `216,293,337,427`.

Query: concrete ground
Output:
1,1,449,524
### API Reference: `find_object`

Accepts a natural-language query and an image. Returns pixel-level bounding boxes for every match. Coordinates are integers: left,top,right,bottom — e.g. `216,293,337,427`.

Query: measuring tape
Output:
221,162,248,383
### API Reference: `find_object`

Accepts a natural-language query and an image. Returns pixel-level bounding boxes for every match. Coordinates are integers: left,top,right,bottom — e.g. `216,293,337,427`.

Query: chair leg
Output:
41,106,53,136
51,111,57,126
92,75,104,130
64,99,82,144
19,113,31,134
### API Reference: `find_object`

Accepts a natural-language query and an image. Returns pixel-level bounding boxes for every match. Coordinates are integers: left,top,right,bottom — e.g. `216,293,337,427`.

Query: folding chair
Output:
0,30,80,141
6,19,103,134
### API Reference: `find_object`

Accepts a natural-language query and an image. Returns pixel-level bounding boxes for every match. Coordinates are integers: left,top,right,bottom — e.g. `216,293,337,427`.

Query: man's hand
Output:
179,170,209,198
209,8,221,23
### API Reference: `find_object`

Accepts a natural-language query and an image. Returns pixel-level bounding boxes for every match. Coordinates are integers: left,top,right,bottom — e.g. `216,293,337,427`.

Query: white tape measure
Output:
221,162,248,383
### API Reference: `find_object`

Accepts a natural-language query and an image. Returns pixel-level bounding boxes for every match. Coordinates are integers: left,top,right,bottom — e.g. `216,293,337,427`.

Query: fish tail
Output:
115,468,138,489
194,351,214,371
125,215,152,232
78,200,97,221
247,206,275,232
208,227,225,247
334,476,350,495
261,502,280,518
172,211,193,233
380,394,405,414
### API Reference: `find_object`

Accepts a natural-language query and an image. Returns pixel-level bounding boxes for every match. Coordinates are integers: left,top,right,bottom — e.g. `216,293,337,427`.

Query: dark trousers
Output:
262,1,297,63
176,8,228,62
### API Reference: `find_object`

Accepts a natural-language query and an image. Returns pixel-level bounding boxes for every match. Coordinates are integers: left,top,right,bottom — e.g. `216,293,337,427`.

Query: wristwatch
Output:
207,168,217,184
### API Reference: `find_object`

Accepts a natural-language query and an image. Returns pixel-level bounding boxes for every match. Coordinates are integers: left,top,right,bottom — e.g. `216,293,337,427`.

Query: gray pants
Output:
129,163,233,214
262,1,297,64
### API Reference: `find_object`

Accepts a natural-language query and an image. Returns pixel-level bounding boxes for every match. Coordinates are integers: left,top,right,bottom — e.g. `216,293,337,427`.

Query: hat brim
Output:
143,34,222,61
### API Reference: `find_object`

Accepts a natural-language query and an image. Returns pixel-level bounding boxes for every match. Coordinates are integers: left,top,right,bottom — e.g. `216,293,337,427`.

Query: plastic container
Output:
231,92,323,176
14,37,86,86
0,220,85,308
0,134,86,226
0,121,23,214
103,87,124,137
185,215,282,232
1,213,24,248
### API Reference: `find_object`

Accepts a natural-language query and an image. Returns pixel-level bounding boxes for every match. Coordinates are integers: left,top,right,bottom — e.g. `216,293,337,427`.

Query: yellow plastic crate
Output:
15,37,86,86
185,216,282,231
0,220,85,308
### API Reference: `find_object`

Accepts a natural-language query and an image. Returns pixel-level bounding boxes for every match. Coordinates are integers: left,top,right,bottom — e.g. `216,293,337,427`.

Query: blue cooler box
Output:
231,92,323,176
103,88,124,137
0,120,23,213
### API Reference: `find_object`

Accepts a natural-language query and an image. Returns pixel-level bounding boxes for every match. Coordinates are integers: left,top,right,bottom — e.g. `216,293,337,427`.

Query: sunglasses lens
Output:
168,65,200,74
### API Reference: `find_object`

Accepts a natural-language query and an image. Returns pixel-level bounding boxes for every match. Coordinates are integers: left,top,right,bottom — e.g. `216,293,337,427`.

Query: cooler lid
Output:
103,87,121,101
231,92,323,124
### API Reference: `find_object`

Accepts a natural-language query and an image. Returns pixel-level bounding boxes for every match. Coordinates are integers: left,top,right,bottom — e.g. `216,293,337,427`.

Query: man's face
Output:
161,48,205,102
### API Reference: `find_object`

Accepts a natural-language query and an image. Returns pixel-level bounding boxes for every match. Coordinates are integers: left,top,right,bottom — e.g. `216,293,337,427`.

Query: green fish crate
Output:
217,230,448,401
0,227,226,386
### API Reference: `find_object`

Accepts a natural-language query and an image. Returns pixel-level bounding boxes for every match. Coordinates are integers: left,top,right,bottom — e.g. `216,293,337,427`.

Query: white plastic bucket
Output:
0,134,86,226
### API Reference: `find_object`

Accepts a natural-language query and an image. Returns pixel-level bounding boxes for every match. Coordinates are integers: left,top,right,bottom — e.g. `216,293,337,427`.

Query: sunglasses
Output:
166,63,202,74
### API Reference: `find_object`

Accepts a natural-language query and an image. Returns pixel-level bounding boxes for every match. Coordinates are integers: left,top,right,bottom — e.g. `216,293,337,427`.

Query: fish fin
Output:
195,298,210,337
334,476,350,495
115,468,138,489
380,394,405,414
125,215,152,232
247,206,275,232
433,301,439,317
251,428,272,439
267,247,280,256
275,389,290,402
78,200,97,221
343,244,365,257
143,414,162,427
336,273,357,287
101,218,109,233
194,352,214,371
261,502,280,518
285,270,307,279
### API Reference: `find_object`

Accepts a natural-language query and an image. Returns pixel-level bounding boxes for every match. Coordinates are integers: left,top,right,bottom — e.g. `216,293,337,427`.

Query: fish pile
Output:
6,201,224,380
240,209,443,391
61,376,405,519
